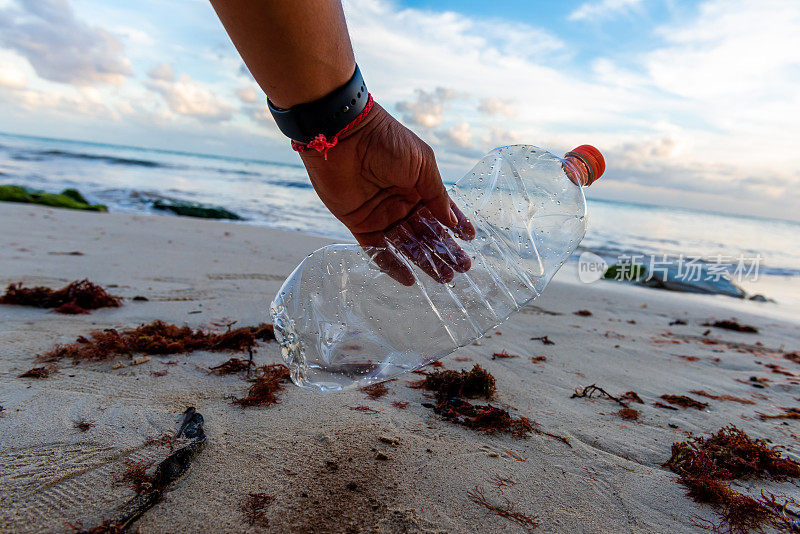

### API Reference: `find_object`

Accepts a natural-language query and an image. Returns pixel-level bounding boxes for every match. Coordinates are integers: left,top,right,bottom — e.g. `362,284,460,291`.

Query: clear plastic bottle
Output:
271,144,605,391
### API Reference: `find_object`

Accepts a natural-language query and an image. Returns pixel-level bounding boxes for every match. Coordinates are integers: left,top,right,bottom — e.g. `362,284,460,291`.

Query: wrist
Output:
268,64,369,144
267,60,356,109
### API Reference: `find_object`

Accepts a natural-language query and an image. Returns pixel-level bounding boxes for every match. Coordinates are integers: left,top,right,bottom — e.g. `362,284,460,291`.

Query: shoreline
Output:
1,203,799,533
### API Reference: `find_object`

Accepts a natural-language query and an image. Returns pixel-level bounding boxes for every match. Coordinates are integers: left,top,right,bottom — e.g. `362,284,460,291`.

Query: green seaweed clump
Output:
152,199,242,220
0,184,107,211
603,263,647,281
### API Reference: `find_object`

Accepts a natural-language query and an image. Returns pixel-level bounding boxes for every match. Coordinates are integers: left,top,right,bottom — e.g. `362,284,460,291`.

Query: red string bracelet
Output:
291,94,374,160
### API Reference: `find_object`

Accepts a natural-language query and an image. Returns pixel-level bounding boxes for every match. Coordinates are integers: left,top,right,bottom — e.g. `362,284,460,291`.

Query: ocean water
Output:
2,132,799,317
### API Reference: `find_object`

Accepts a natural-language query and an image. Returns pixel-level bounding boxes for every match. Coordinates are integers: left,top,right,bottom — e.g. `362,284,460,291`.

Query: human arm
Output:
209,0,475,284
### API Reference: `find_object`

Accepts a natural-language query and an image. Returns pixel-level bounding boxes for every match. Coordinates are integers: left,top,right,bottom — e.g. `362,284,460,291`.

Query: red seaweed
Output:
530,335,554,345
690,390,755,405
232,364,291,408
415,366,544,439
758,407,800,421
616,408,640,420
74,419,96,432
361,382,390,400
467,487,538,530
0,280,121,314
491,349,519,360
18,365,55,378
209,357,253,375
660,394,708,410
39,321,274,363
702,320,758,334
620,391,644,404
665,426,800,533
118,459,154,494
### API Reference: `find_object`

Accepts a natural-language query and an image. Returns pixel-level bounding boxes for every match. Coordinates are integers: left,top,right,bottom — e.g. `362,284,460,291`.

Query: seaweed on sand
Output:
74,419,96,432
39,321,274,363
690,390,755,405
530,335,554,345
1,280,121,314
415,365,496,399
664,425,800,533
620,391,644,404
491,350,519,360
702,320,759,334
426,397,534,438
616,408,640,421
18,365,55,378
232,364,291,408
361,382,389,400
758,407,800,421
118,459,155,494
660,394,708,410
209,357,253,375
415,365,554,440
571,384,629,407
467,487,538,530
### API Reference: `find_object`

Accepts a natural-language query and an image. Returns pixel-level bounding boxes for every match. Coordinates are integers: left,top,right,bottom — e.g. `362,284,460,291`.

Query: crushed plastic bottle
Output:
271,144,605,391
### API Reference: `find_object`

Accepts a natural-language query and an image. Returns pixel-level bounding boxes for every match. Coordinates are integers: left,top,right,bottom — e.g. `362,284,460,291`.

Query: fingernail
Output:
448,208,458,227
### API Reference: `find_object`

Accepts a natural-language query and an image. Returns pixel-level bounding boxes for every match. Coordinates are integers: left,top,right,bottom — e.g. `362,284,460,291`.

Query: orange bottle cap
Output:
565,145,605,186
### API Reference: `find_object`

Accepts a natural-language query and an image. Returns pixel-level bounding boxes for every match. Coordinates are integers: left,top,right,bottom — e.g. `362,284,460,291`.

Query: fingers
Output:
385,222,455,284
449,199,476,241
369,248,416,286
355,232,416,287
408,208,471,273
414,147,458,228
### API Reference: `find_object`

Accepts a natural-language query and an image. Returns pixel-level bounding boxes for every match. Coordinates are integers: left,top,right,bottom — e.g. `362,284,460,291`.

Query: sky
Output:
0,0,798,221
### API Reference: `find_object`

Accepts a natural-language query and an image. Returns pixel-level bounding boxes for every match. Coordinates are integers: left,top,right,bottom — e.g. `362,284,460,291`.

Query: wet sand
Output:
1,202,798,533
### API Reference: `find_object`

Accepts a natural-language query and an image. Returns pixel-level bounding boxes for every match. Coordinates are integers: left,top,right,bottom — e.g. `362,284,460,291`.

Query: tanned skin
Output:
210,0,475,285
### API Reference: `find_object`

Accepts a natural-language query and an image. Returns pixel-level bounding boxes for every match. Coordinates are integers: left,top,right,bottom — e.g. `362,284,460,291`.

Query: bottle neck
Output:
563,154,591,187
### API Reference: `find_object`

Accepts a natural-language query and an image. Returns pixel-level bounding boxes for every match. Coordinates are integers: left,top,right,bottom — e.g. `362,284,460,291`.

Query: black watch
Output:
267,65,368,144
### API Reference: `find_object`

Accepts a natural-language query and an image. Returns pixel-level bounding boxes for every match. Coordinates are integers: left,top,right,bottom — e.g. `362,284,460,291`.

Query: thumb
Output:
416,152,457,227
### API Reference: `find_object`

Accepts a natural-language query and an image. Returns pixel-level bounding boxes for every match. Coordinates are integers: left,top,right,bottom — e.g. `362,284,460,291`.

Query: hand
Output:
298,103,476,286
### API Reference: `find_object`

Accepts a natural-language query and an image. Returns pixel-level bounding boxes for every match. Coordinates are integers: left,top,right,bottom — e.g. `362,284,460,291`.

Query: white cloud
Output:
0,60,26,87
477,97,516,118
0,0,132,85
395,87,457,128
568,0,643,21
236,86,260,104
147,62,174,82
438,122,473,149
146,73,233,122
341,0,800,220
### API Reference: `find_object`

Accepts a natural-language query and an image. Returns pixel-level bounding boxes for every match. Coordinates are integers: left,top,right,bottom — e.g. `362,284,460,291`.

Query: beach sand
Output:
1,202,798,533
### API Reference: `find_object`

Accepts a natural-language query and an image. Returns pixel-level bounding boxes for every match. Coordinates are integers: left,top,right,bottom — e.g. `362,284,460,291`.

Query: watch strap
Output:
267,65,368,144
